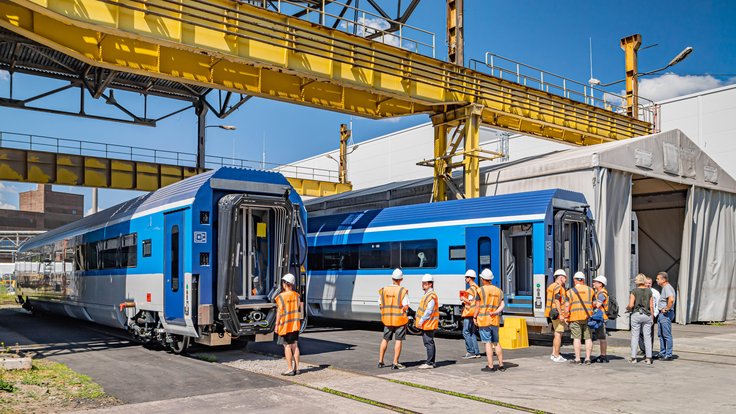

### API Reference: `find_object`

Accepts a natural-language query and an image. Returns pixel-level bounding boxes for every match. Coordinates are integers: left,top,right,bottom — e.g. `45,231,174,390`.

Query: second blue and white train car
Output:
306,189,600,331
14,167,307,352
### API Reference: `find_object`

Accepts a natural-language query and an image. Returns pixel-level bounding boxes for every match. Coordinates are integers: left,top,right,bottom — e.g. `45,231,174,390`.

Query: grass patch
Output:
192,353,218,363
388,379,549,414
320,387,419,414
0,359,118,413
0,285,18,306
707,321,725,327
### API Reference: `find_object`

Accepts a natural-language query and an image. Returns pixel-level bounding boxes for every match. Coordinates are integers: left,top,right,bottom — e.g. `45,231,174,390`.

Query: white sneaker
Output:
550,354,557,361
552,355,567,363
417,363,434,369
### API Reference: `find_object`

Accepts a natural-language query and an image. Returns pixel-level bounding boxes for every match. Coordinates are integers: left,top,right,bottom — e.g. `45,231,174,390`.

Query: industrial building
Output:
0,184,83,232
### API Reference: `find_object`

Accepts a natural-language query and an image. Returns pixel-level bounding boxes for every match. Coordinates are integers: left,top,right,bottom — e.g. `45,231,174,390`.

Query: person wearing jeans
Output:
656,271,676,360
627,273,654,364
460,269,481,359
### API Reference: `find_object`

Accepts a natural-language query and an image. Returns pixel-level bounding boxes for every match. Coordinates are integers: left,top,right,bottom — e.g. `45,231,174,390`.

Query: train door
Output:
242,207,275,300
554,210,598,281
164,210,185,325
501,225,534,315
465,226,501,287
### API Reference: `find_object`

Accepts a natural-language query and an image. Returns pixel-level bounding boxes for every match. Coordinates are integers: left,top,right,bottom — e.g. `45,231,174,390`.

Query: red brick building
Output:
0,184,83,231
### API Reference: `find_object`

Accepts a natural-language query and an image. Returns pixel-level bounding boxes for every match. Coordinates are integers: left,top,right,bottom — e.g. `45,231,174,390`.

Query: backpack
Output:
606,296,619,320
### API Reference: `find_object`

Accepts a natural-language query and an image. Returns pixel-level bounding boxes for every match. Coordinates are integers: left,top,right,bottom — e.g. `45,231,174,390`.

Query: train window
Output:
85,243,99,270
171,225,180,292
318,245,359,270
359,243,394,269
101,238,119,269
120,234,137,268
143,239,152,257
449,245,466,260
400,240,437,268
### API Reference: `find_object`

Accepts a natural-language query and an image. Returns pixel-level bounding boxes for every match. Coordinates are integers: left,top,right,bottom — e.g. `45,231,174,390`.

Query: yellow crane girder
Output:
0,146,352,196
0,0,652,146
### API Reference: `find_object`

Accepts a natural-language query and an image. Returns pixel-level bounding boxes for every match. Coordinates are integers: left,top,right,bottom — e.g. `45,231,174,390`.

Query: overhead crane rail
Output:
0,0,652,143
474,53,657,124
0,130,349,196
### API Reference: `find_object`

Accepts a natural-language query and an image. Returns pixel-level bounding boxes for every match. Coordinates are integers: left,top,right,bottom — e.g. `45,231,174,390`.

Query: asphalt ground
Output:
3,307,736,413
0,307,285,404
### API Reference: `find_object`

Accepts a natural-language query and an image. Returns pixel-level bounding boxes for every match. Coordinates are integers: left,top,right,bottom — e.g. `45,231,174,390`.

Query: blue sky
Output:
1,0,735,212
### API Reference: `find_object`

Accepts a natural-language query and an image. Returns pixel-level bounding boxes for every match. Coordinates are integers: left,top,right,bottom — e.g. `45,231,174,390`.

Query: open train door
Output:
465,226,501,287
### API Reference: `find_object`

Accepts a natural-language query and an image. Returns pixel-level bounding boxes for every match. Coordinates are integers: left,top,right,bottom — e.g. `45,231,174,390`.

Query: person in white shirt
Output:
639,276,660,353
416,274,439,369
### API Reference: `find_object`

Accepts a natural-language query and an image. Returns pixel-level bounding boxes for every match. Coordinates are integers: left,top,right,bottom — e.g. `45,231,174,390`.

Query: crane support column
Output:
339,123,351,184
196,100,208,170
433,123,448,201
463,105,481,198
423,104,502,201
447,0,464,65
621,34,642,119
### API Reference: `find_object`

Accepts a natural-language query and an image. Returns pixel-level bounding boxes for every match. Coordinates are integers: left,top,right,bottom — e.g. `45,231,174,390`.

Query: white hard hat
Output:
282,273,296,285
553,269,567,278
391,268,404,280
593,275,608,286
480,269,494,281
464,269,477,278
421,274,434,283
573,271,586,280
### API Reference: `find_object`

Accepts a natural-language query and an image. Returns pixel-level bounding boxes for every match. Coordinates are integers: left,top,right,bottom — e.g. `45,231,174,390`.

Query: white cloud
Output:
0,70,8,81
0,201,17,210
636,73,732,102
340,16,417,51
598,73,736,111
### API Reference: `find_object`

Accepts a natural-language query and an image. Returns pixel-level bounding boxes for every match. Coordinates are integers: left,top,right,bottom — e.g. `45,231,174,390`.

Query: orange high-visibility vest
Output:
415,290,439,331
597,288,609,321
567,284,594,322
461,282,480,318
275,290,301,336
545,282,567,318
477,284,503,327
379,285,408,327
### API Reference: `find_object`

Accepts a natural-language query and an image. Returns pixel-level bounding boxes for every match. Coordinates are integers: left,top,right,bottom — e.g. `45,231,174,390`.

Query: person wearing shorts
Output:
475,269,506,372
545,269,568,362
378,268,409,370
566,272,595,365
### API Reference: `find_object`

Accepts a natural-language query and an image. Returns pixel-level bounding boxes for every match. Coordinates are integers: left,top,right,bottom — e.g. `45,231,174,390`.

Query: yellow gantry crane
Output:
0,0,652,199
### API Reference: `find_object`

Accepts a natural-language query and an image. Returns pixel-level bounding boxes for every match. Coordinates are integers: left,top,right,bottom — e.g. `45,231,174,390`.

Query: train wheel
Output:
169,335,190,354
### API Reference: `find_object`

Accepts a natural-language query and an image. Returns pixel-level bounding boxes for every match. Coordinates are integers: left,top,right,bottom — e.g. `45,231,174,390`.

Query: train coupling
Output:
119,301,136,311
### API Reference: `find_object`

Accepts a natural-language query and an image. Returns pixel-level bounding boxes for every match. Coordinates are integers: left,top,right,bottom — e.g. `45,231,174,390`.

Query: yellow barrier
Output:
499,317,529,349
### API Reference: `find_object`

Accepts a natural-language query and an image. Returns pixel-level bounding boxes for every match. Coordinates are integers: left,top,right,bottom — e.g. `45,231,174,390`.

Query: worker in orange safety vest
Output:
275,273,302,376
461,269,481,359
546,269,569,363
378,268,409,370
475,269,506,372
566,272,595,365
415,274,440,369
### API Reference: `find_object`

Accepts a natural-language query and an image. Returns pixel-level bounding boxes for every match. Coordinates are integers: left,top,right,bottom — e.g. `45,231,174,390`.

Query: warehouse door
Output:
164,210,186,325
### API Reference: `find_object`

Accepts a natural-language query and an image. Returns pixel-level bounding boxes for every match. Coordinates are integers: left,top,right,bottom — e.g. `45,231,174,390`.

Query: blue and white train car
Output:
306,189,600,331
14,168,307,352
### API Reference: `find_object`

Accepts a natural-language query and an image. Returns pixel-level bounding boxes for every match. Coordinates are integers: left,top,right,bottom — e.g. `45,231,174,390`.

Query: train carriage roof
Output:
308,189,586,234
20,168,291,250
